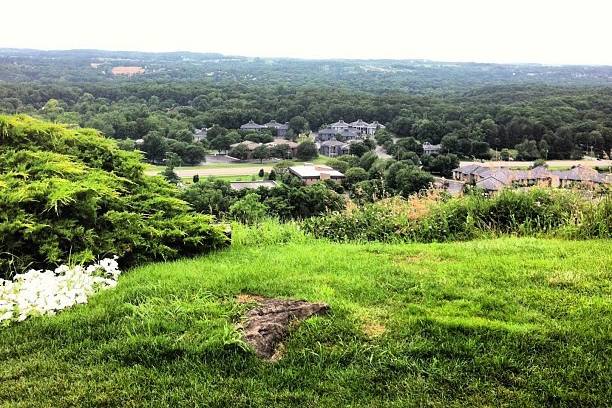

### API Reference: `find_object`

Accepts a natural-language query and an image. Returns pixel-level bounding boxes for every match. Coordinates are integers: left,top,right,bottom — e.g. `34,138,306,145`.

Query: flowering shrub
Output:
0,257,121,325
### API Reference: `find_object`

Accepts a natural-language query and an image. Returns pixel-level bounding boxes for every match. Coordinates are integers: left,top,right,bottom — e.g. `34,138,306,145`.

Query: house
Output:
330,120,350,132
317,128,339,141
229,181,277,191
452,164,610,192
552,165,610,187
422,142,442,155
264,120,290,137
240,120,266,131
289,164,345,185
317,127,360,142
229,141,262,159
193,128,207,142
319,139,349,157
265,139,299,158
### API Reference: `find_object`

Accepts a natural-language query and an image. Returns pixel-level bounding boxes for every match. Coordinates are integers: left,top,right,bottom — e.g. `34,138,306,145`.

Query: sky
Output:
2,0,611,65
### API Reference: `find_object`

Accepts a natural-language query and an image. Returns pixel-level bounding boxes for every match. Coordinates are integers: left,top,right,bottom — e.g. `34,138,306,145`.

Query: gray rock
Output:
239,297,329,359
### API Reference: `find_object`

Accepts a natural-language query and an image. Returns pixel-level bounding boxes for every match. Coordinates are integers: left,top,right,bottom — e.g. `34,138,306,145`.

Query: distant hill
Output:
1,48,611,91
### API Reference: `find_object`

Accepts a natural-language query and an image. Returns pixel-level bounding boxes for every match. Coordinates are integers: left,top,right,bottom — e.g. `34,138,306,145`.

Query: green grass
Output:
1,231,611,406
146,157,328,172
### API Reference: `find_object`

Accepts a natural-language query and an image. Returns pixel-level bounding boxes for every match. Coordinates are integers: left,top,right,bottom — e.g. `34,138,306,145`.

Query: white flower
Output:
0,257,122,325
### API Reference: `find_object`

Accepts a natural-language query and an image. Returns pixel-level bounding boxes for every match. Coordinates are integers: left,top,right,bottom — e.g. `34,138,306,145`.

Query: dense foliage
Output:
0,115,228,277
182,178,345,221
1,50,612,163
303,189,612,242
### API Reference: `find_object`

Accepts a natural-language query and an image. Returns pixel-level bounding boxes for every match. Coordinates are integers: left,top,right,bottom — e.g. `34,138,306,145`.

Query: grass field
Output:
1,230,610,406
145,157,329,177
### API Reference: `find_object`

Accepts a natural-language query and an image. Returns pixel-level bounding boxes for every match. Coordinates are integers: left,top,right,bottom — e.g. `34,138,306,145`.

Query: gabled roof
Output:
318,128,338,134
229,141,262,150
265,139,298,148
453,164,483,174
330,120,349,128
553,165,603,182
264,120,289,130
240,120,265,129
476,176,507,191
350,119,370,127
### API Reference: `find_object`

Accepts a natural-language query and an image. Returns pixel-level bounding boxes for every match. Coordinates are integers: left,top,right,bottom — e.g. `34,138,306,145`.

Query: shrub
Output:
0,115,229,277
229,193,268,224
303,188,609,242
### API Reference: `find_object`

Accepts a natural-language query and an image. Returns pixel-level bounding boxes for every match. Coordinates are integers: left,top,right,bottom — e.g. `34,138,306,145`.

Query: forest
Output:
1,49,612,163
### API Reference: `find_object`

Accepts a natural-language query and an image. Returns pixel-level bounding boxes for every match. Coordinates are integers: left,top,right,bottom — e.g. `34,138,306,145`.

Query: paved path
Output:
146,166,273,177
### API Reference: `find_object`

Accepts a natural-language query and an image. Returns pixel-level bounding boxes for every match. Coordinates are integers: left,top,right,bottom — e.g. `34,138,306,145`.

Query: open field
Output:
148,165,273,178
1,233,610,407
145,158,329,177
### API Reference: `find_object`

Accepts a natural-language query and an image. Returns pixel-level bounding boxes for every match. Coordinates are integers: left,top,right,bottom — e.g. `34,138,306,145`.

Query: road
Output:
460,160,612,169
145,165,273,178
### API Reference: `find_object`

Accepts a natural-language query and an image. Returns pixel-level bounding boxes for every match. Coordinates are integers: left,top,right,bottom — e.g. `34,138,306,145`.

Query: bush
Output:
229,193,268,224
303,189,609,242
296,141,318,161
0,115,229,277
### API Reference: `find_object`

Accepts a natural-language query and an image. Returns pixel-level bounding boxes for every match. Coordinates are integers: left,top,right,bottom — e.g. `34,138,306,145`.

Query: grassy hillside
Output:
1,233,610,406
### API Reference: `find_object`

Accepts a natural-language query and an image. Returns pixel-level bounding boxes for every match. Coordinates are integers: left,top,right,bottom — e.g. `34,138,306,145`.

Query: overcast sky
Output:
2,0,611,65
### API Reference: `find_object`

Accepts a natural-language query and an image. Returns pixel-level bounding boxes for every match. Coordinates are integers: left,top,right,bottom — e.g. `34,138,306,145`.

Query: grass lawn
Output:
1,233,611,407
146,157,329,172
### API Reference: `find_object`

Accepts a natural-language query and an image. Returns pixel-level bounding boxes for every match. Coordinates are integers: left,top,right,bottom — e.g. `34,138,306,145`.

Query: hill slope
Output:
1,234,610,407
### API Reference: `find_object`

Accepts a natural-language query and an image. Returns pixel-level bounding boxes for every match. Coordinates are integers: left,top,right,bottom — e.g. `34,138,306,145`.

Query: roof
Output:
240,120,265,130
553,165,606,183
453,164,483,174
265,139,298,148
264,120,289,130
350,119,370,127
330,120,349,128
321,139,347,147
229,141,262,150
289,164,345,179
229,181,277,191
423,142,442,150
476,176,507,191
318,128,338,135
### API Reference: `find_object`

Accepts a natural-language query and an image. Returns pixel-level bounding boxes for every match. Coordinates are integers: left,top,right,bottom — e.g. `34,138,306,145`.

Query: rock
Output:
238,296,329,359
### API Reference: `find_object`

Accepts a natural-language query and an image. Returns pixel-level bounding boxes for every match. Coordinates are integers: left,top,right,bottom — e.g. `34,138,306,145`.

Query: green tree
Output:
289,116,309,135
296,141,318,160
142,132,168,163
229,193,268,224
253,145,270,163
344,167,368,187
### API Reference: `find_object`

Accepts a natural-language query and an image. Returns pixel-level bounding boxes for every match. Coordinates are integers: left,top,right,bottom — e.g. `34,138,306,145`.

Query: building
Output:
229,181,277,191
264,120,290,137
319,139,349,157
330,120,350,132
229,141,262,159
193,128,207,142
327,119,385,136
317,127,360,142
240,120,266,131
289,164,345,185
422,142,442,155
452,164,610,192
